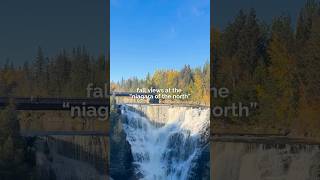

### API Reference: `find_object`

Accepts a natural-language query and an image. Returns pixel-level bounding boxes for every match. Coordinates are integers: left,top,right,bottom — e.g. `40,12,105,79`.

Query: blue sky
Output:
111,0,210,82
213,0,304,29
0,0,106,65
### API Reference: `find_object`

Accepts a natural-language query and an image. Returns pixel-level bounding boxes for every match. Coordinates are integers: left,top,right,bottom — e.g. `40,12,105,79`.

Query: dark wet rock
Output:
110,112,136,180
187,144,210,180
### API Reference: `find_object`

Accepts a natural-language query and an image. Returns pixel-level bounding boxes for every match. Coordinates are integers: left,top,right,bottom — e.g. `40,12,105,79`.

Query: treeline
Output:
0,47,107,97
212,0,320,136
112,63,210,105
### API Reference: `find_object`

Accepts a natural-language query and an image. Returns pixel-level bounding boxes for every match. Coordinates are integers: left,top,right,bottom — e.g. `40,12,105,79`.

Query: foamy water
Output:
212,142,320,180
121,105,210,180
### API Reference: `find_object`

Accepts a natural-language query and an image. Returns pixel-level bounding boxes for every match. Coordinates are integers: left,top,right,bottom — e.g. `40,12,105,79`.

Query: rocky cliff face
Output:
110,112,135,180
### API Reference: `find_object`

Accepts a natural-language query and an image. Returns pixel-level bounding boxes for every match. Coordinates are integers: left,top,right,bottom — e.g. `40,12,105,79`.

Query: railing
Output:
211,133,320,145
0,92,159,110
20,131,109,137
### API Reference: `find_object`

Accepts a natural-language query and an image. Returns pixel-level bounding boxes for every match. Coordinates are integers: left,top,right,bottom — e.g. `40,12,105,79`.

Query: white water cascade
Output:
121,104,210,180
212,142,320,180
36,136,109,180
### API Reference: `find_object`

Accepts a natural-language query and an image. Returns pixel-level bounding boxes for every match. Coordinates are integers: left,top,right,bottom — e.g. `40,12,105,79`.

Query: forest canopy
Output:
212,0,320,137
111,63,210,105
0,47,107,97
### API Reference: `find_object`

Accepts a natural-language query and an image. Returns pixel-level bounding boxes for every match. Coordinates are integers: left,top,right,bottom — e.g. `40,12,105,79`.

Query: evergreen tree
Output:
33,47,46,95
0,104,35,179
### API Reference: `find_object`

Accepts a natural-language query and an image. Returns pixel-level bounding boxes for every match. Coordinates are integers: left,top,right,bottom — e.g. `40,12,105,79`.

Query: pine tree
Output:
0,104,35,179
261,16,297,127
33,47,46,95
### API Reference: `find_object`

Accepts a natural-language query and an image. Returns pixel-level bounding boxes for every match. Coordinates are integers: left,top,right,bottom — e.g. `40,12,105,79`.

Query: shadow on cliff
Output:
110,111,137,180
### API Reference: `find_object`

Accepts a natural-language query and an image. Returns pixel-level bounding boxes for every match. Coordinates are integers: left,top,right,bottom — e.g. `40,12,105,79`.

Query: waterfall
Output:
212,142,320,180
121,104,210,180
36,136,109,180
